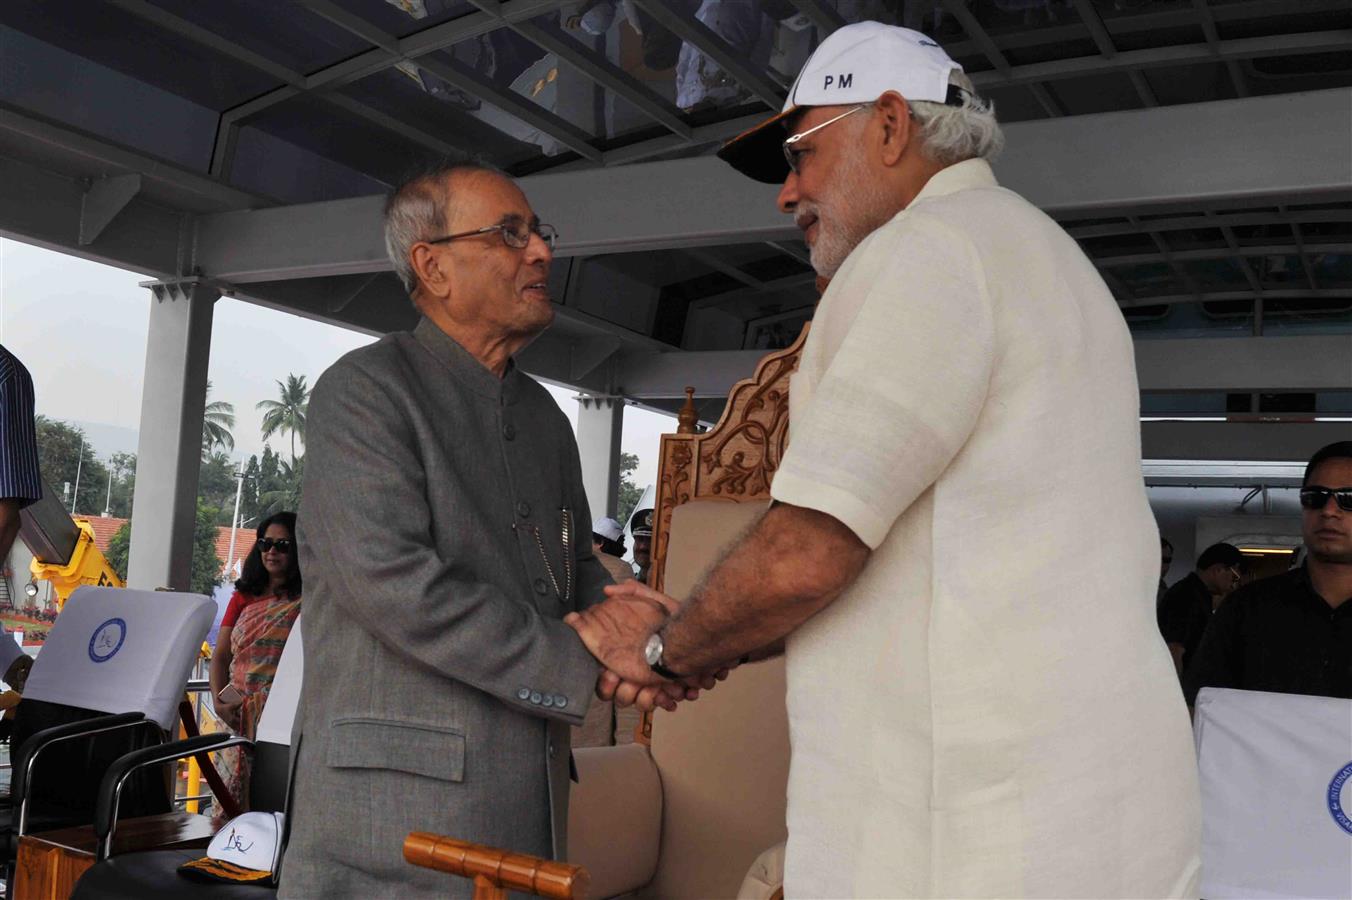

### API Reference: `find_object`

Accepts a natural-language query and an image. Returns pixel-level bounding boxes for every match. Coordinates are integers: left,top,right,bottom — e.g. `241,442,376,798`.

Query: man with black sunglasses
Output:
1185,441,1352,706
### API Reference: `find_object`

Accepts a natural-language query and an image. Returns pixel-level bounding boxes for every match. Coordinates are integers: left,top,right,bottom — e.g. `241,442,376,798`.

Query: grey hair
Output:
384,160,501,296
907,70,1004,166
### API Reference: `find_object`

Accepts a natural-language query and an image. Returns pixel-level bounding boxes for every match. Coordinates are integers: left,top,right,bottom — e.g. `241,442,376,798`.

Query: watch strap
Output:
651,657,685,681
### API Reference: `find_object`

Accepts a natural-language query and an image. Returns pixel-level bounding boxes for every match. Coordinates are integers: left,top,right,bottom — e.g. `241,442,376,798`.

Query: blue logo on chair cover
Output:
1328,762,1352,835
88,617,127,663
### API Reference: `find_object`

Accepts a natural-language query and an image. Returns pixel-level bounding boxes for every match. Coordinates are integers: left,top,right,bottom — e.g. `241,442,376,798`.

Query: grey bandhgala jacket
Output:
280,318,607,898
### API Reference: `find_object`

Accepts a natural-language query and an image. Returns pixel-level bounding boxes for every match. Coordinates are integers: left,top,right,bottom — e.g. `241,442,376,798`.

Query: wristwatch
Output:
644,631,685,681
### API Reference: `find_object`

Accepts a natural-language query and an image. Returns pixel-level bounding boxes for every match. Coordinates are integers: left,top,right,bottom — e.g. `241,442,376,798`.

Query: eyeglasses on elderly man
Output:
426,216,558,251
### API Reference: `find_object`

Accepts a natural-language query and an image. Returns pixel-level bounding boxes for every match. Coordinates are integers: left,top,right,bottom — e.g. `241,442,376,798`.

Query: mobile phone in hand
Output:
217,684,244,705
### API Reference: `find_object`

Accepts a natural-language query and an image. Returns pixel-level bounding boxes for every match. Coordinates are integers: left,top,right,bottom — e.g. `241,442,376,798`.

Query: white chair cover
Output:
254,615,302,746
0,627,24,678
22,585,215,730
1196,687,1352,899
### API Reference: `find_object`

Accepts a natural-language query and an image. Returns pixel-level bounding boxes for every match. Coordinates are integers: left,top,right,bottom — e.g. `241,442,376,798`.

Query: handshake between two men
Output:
565,581,733,714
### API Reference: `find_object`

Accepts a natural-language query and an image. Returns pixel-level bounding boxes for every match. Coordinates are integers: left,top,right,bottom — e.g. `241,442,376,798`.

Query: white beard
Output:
803,140,887,278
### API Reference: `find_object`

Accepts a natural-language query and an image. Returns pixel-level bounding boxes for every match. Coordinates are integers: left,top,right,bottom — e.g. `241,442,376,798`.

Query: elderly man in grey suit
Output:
280,163,682,898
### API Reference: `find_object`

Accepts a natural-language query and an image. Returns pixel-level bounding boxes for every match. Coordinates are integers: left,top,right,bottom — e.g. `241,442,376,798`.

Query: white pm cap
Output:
718,21,969,184
178,811,285,884
591,516,624,542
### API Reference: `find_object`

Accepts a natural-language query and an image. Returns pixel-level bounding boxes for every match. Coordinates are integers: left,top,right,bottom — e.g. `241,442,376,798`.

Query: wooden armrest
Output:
404,832,590,900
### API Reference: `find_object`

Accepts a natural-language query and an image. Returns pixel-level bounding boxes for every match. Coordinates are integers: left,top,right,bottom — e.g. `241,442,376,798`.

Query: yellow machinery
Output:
27,518,122,605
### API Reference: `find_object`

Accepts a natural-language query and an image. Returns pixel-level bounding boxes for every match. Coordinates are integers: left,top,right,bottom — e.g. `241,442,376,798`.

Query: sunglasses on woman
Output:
257,538,293,553
1299,486,1352,512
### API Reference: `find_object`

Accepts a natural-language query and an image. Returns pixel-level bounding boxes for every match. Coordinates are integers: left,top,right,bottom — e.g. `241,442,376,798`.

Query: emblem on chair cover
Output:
1329,762,1352,835
88,617,127,663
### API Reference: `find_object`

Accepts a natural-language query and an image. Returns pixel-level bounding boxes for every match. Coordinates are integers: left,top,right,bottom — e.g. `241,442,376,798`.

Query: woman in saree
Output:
209,510,302,810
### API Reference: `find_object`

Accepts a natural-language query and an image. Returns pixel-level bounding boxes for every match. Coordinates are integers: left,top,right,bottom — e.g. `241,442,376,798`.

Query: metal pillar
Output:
576,395,624,520
127,280,218,590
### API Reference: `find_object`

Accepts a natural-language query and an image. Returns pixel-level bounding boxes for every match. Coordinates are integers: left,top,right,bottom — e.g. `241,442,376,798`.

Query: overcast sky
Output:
0,237,673,497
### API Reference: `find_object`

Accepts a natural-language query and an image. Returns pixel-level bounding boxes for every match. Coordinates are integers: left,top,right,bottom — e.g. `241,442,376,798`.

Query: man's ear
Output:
410,243,449,298
875,91,913,167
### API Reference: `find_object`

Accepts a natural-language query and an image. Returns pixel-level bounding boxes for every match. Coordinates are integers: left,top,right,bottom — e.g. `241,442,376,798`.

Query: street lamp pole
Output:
70,436,85,514
224,469,246,582
103,462,114,518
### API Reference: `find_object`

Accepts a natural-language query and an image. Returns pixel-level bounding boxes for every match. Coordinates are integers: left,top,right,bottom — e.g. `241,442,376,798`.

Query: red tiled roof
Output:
74,515,254,578
79,515,128,553
215,526,255,579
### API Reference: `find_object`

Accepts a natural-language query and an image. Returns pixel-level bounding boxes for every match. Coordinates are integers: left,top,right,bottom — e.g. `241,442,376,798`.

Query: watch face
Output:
644,633,662,666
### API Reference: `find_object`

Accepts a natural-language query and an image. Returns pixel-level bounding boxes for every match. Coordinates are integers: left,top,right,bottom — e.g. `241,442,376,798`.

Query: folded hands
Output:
564,581,729,714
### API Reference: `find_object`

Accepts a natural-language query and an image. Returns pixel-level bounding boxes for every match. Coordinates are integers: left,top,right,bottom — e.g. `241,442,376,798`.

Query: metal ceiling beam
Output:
1070,0,1158,107
1095,243,1352,268
684,248,768,292
1141,422,1352,463
617,349,766,399
1192,0,1250,98
1067,208,1351,239
940,0,1063,117
999,88,1351,215
1288,219,1322,291
1118,289,1348,310
299,0,601,162
587,111,767,168
105,0,303,85
79,173,142,246
297,0,569,88
412,55,602,161
190,89,1352,281
629,0,786,109
968,31,1351,90
0,101,267,212
489,15,692,140
1214,220,1268,297
614,333,1352,401
0,152,182,278
766,240,811,266
1136,334,1352,392
322,93,470,158
687,271,818,313
938,0,1346,65
1139,220,1203,300
202,0,570,172
103,0,484,170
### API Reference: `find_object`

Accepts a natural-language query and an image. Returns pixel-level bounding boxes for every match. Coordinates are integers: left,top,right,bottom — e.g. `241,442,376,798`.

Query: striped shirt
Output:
0,345,42,508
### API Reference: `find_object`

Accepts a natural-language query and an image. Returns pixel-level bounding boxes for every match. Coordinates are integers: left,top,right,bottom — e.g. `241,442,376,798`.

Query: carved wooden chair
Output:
407,328,807,900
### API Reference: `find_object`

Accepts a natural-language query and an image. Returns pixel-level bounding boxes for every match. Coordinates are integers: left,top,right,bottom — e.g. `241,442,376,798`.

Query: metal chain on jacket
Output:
522,508,573,604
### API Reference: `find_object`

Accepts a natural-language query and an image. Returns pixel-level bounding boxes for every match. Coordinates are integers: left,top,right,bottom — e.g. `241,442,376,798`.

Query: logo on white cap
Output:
784,22,962,113
207,811,283,873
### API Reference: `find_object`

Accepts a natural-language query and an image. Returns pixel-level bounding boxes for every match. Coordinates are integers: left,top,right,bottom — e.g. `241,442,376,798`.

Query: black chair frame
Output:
93,733,252,861
5,711,165,892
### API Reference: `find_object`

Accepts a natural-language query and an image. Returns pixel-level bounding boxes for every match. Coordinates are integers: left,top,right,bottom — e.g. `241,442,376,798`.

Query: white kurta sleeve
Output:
770,212,995,549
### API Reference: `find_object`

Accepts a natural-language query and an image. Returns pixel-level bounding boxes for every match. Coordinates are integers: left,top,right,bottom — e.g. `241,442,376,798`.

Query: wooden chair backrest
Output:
639,326,807,900
648,325,808,598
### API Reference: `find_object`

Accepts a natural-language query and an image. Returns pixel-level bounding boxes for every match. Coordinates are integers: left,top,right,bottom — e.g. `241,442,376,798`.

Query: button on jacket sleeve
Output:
301,360,599,725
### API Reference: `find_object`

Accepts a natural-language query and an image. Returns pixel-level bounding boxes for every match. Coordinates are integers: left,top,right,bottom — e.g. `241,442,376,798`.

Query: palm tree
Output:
202,380,236,455
258,456,303,516
257,374,309,462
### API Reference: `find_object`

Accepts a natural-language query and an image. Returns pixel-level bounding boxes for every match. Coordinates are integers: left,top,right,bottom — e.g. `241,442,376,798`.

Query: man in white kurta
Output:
769,155,1199,897
567,21,1200,898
